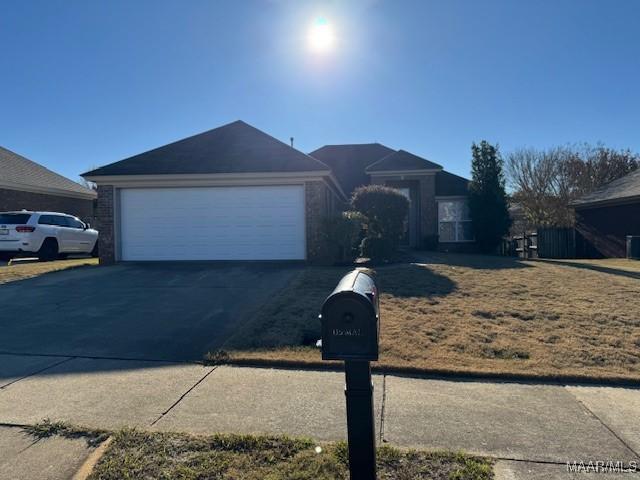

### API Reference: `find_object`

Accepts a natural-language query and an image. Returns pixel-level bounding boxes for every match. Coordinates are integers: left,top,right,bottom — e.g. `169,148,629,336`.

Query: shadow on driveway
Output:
0,263,299,370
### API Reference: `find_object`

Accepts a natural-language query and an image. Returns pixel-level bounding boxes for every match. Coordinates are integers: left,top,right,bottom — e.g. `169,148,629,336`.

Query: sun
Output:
308,17,335,53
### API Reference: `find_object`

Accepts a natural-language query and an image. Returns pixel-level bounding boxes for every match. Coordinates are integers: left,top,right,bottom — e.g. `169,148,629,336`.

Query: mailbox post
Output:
320,269,379,480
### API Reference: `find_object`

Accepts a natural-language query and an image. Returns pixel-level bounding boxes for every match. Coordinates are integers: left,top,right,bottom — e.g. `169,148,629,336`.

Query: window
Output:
38,215,55,225
38,215,70,227
0,213,32,224
66,217,85,229
438,200,473,242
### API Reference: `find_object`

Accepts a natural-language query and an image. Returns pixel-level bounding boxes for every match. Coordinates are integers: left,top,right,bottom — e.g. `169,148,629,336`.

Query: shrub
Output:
421,234,439,251
314,211,365,265
351,185,409,260
360,236,394,260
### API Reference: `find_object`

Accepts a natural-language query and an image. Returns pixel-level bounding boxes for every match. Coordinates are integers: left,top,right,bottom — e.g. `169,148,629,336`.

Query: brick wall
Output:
96,182,341,264
0,187,95,223
419,175,437,237
371,174,438,243
96,185,115,265
305,180,336,261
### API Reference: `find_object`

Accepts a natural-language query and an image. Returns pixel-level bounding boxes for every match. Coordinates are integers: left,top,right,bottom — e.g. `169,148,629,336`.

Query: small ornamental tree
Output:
468,141,511,252
351,185,409,260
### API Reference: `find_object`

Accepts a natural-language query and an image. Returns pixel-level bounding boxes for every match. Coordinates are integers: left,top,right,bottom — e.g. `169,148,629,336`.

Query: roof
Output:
83,121,330,177
571,168,640,208
309,143,395,195
436,171,470,196
365,149,442,173
0,146,96,200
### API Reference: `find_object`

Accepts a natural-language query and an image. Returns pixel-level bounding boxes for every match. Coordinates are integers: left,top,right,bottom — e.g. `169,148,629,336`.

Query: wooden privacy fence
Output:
502,228,580,259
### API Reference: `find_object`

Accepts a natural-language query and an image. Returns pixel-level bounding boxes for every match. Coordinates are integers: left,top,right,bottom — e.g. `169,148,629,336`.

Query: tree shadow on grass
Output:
378,263,457,298
411,251,532,270
538,259,640,281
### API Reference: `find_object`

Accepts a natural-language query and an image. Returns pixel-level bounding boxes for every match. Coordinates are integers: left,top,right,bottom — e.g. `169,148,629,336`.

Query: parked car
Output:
0,211,98,261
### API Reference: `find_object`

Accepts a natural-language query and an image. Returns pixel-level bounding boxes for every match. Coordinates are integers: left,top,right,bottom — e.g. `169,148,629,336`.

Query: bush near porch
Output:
214,254,640,382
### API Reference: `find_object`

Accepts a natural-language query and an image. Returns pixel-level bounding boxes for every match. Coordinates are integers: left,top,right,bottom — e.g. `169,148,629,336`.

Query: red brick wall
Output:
0,187,95,223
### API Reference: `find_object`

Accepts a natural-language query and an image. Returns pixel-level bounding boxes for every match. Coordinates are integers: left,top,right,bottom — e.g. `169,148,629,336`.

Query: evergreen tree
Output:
468,141,511,252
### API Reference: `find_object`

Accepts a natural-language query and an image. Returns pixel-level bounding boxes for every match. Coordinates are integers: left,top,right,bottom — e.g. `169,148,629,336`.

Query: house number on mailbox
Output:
332,328,362,337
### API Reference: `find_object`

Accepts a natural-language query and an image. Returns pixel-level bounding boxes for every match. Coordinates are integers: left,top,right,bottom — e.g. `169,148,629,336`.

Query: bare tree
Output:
79,165,99,191
79,177,97,191
506,144,639,229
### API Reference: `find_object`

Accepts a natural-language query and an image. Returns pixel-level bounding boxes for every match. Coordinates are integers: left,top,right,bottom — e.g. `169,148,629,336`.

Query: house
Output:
310,144,472,250
571,168,640,257
0,146,96,222
84,120,472,264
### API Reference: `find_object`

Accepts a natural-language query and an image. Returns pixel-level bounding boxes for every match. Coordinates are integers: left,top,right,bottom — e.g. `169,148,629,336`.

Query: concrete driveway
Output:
0,263,298,362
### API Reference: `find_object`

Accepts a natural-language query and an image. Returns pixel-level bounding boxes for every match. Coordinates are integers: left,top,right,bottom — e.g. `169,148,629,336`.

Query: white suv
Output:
0,211,99,261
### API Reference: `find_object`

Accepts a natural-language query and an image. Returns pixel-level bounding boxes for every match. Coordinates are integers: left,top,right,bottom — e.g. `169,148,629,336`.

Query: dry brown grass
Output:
0,258,98,284
218,253,640,381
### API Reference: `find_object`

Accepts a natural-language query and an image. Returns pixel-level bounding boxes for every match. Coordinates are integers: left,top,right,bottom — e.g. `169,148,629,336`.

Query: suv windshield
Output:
0,213,32,224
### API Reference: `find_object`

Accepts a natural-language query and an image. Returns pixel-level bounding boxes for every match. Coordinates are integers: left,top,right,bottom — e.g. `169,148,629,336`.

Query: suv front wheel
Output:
38,238,59,262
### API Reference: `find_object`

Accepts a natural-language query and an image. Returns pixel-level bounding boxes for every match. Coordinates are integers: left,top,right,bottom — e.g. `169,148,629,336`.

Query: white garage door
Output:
119,186,305,261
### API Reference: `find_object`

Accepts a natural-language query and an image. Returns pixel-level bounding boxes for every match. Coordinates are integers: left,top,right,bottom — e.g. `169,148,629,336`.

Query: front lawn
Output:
213,253,640,381
0,257,98,285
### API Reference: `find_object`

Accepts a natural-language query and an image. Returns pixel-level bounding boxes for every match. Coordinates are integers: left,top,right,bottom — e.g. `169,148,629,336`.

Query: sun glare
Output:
308,17,335,53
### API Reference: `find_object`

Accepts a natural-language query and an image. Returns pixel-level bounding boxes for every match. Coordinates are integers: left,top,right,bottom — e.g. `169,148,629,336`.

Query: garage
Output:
83,120,345,263
119,185,306,261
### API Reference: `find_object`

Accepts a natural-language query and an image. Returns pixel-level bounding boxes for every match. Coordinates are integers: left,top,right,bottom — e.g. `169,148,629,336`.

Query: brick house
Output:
84,120,472,264
571,168,640,257
0,146,96,222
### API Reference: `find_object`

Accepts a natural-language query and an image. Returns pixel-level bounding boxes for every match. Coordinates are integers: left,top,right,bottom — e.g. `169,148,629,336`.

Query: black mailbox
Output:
320,269,380,361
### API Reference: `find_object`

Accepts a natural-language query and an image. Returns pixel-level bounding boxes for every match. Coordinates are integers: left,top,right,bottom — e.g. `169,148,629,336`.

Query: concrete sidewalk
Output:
0,425,95,480
0,353,639,479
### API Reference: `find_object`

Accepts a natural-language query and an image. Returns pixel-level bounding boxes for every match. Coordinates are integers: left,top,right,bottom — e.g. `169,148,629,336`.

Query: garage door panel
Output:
119,186,305,261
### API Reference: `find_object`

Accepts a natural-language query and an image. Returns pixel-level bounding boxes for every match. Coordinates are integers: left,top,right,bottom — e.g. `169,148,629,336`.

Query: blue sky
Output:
1,0,639,182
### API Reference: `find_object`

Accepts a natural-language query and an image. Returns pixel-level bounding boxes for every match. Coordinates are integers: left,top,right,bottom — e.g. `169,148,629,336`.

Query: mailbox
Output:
320,269,380,361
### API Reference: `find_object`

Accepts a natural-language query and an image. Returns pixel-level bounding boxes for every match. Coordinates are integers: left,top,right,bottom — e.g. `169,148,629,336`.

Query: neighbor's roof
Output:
571,168,640,208
365,149,443,173
436,171,470,196
0,146,96,200
83,120,331,177
309,143,396,195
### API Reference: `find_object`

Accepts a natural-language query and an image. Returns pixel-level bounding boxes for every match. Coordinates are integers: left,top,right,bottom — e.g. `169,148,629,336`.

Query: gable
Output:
366,149,442,173
84,121,330,177
309,143,395,195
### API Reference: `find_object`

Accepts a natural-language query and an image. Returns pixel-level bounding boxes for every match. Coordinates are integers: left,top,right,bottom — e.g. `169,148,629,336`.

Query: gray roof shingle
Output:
83,120,330,177
572,168,640,208
0,146,96,199
309,143,396,195
436,170,470,196
365,149,443,172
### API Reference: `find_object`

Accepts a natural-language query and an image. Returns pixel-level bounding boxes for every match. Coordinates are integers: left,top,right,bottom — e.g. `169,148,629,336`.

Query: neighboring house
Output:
571,168,640,258
0,146,96,222
84,120,472,264
310,144,472,250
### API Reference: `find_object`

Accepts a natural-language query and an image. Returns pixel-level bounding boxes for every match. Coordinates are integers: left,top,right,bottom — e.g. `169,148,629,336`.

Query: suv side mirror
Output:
84,223,90,230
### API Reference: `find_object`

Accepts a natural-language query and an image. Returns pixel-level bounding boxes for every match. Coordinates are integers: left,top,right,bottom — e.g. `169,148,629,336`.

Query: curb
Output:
72,436,113,480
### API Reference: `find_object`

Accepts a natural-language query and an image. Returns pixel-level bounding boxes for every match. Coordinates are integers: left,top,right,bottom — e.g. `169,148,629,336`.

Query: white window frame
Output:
437,197,473,243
